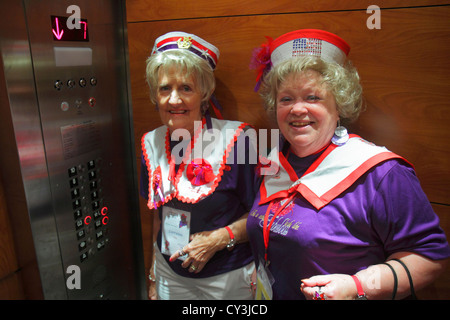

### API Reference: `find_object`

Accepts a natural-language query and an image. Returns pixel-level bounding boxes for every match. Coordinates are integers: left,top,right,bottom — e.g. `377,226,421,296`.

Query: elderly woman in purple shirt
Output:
247,29,450,300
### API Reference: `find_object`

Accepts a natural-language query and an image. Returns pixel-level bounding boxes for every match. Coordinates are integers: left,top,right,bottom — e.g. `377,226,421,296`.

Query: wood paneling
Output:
128,6,450,204
126,0,450,22
0,170,17,280
348,7,450,205
0,166,24,299
0,273,25,300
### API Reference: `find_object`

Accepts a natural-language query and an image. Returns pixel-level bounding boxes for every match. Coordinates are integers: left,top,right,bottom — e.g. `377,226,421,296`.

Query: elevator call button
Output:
88,97,96,107
61,101,70,112
67,79,76,88
54,80,63,90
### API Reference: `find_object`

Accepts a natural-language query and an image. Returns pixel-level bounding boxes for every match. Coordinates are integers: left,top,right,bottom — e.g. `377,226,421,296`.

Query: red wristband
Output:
224,226,234,240
351,275,367,300
224,226,235,251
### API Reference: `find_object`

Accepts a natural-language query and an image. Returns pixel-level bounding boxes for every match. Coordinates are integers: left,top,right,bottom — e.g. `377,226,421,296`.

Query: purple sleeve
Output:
371,162,450,260
232,126,259,212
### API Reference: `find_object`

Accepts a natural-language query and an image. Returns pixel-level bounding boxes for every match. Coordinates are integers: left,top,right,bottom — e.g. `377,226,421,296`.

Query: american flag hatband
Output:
250,29,350,91
270,29,350,67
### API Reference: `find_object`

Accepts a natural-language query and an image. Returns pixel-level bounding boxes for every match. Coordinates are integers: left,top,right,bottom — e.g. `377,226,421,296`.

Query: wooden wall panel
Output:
349,7,450,205
128,6,450,203
0,170,17,280
127,0,450,22
0,165,24,299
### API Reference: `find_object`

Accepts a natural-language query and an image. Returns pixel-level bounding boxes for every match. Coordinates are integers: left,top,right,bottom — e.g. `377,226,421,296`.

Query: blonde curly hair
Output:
260,56,364,123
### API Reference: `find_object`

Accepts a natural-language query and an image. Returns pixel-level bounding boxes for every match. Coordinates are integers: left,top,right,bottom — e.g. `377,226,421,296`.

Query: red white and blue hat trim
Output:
250,29,350,91
152,31,220,70
270,29,350,67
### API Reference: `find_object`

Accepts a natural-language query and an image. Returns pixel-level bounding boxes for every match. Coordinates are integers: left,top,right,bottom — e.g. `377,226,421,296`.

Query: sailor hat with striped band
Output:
251,29,350,91
151,31,220,70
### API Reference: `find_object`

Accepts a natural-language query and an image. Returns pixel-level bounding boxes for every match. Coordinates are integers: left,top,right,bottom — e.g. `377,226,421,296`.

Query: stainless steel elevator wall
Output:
0,0,145,299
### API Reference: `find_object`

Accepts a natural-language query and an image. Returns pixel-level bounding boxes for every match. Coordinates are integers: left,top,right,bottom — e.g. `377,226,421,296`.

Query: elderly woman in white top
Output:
140,32,257,300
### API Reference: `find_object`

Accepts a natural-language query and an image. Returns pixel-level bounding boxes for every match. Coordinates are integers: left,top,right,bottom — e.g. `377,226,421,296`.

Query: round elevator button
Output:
61,101,69,111
88,97,96,107
67,79,76,88
79,78,87,87
54,80,63,90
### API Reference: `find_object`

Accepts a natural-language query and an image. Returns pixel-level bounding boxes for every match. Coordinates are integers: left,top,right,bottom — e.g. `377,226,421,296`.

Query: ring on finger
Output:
178,249,187,257
313,286,326,300
190,265,197,271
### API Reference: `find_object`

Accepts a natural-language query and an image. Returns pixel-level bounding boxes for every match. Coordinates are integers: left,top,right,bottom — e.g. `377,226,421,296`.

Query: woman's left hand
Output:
300,274,357,300
169,228,229,273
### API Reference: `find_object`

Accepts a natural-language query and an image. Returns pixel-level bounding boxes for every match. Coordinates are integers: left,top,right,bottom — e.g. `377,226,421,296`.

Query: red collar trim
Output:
259,135,409,209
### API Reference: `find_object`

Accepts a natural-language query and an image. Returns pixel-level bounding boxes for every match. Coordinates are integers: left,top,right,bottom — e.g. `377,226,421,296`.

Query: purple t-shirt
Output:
140,132,257,278
246,150,450,299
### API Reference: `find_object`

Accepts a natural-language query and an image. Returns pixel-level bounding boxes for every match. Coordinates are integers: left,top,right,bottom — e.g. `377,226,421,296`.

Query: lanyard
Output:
262,192,296,266
261,142,335,266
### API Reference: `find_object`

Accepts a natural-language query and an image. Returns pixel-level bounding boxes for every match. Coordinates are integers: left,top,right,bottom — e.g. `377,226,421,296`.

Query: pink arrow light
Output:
52,17,64,40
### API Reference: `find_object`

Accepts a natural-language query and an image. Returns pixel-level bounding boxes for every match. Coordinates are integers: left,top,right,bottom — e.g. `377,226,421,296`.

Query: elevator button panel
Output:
54,76,97,91
68,159,109,263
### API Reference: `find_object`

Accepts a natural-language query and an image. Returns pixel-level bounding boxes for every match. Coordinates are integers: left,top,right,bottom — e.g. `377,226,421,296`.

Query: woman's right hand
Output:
148,279,157,300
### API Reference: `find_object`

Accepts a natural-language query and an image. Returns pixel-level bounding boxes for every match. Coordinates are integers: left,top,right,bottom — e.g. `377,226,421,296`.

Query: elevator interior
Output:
0,0,145,299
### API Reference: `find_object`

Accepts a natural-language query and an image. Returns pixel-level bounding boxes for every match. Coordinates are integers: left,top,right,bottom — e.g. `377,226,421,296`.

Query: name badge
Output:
255,258,274,300
161,206,191,261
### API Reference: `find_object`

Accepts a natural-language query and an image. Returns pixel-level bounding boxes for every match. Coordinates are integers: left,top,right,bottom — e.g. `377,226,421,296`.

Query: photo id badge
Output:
161,206,191,261
255,258,274,300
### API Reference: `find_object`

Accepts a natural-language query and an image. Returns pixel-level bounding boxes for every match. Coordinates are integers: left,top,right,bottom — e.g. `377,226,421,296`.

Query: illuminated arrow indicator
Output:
51,15,89,42
52,17,64,40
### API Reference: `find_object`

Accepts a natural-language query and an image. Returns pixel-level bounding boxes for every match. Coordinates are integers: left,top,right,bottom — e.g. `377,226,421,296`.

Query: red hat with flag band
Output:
250,29,350,91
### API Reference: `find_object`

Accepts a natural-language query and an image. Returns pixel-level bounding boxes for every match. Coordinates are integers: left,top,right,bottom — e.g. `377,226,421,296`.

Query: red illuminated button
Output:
101,207,108,215
102,216,109,225
84,216,92,225
61,101,69,111
88,97,96,107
